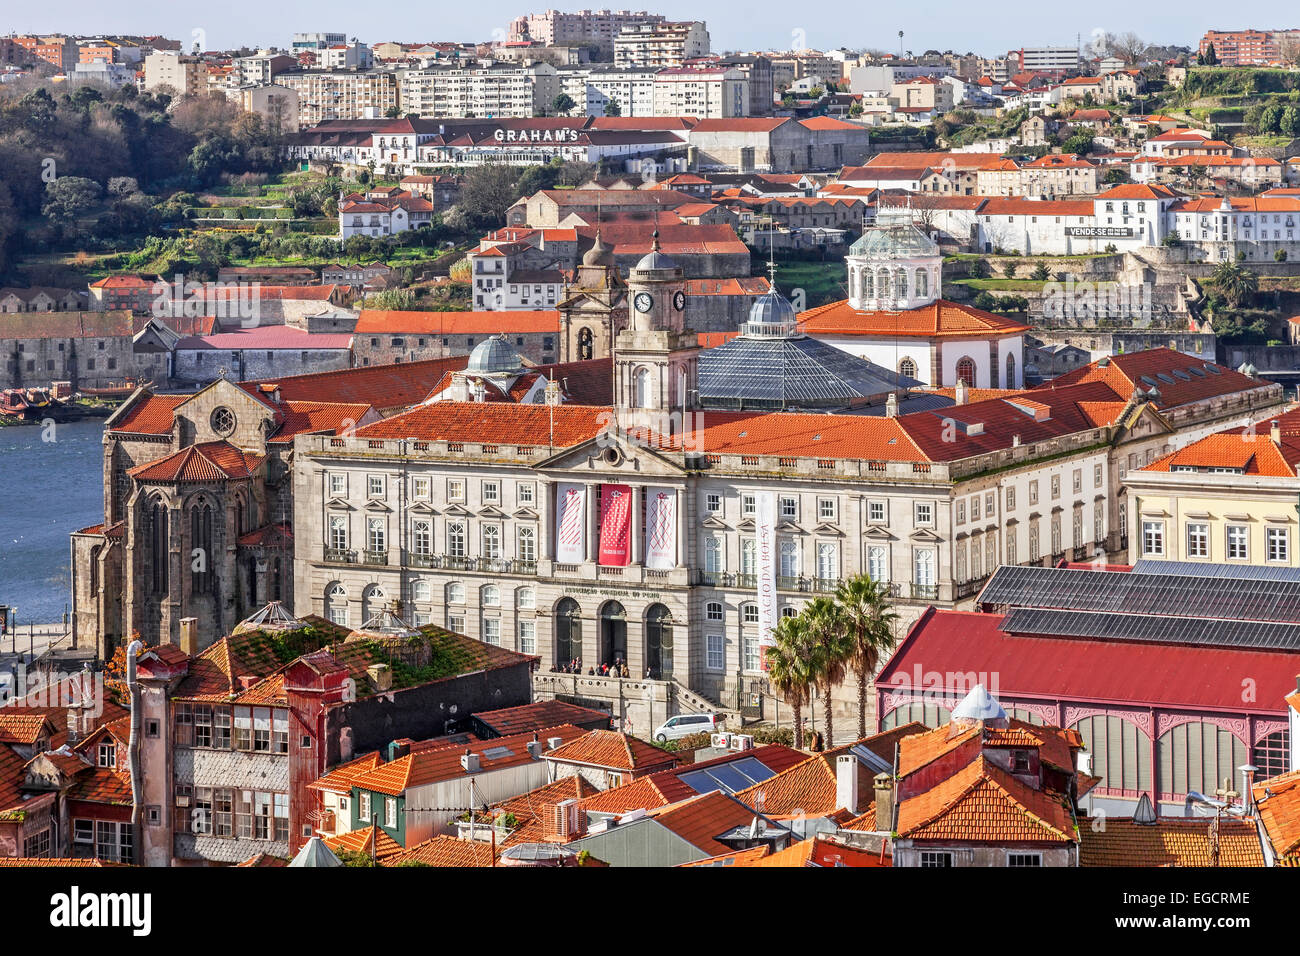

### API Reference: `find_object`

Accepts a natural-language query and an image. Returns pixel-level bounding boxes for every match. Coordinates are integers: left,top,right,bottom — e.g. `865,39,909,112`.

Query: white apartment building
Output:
559,65,658,116
275,70,400,125
614,21,709,69
317,41,372,70
509,10,666,58
143,51,204,94
652,68,749,119
400,63,559,119
1013,46,1081,73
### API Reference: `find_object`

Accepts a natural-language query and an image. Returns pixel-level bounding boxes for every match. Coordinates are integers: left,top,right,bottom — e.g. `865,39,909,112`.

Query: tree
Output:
1031,262,1051,281
41,176,102,223
1209,260,1258,309
834,575,899,740
1002,260,1018,279
803,596,853,750
765,614,817,751
446,164,521,234
552,93,577,115
1203,43,1218,66
604,99,621,117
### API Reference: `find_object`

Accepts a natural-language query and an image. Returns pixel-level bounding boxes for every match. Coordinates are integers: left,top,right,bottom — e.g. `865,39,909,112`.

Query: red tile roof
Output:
473,700,611,737
354,401,609,448
307,752,383,794
644,790,772,855
798,298,1030,338
1079,816,1265,866
896,755,1077,843
238,355,469,411
325,824,404,860
748,833,891,867
387,835,497,867
109,393,186,435
0,712,55,746
1254,767,1300,861
1049,349,1265,410
545,730,678,773
127,441,264,483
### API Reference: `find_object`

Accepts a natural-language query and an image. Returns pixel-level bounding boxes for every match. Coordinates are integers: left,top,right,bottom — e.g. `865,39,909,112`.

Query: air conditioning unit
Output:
729,734,754,752
711,732,732,749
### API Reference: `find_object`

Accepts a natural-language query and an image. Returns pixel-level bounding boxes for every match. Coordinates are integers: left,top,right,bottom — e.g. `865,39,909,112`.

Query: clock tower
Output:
614,232,699,438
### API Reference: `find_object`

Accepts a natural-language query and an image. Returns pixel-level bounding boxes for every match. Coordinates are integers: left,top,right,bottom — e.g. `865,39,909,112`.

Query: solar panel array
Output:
1001,606,1300,651
1132,558,1300,583
978,564,1300,624
678,756,778,795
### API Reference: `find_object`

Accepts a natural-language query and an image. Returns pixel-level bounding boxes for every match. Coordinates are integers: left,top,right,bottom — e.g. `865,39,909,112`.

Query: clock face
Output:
634,292,654,314
672,290,686,312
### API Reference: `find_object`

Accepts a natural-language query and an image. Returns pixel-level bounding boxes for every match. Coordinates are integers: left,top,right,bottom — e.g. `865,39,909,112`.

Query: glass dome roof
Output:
467,334,522,374
849,222,940,260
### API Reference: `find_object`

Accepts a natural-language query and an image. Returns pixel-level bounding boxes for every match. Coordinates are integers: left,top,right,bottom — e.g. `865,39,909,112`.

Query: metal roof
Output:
1001,606,1300,652
698,334,922,410
1132,559,1300,583
978,564,1300,623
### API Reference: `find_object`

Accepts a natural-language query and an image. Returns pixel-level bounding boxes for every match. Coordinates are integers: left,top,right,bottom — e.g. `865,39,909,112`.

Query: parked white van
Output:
652,713,721,742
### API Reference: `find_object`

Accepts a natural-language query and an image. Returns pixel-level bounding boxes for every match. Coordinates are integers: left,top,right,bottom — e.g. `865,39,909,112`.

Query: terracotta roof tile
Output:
896,756,1077,843
645,790,776,855
0,712,55,746
473,700,611,737
798,297,1030,339
387,835,497,867
325,824,404,860
545,730,678,774
127,441,264,483
308,752,384,793
1254,768,1300,861
1079,817,1264,866
354,310,560,335
109,393,186,435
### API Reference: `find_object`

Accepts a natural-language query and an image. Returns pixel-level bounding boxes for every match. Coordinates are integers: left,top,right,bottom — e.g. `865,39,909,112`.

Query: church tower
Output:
614,232,699,436
558,231,627,362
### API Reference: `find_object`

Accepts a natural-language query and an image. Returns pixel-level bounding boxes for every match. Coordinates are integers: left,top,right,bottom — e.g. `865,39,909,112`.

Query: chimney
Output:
1240,764,1258,815
885,392,899,418
1012,434,1022,447
547,736,563,751
873,772,894,832
366,663,392,693
954,378,968,405
179,617,198,656
449,371,470,402
461,749,480,773
527,740,543,758
836,754,859,812
1271,420,1281,444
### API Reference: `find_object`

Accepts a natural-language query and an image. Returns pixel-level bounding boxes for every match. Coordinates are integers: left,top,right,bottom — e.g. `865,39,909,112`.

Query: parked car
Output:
652,713,721,742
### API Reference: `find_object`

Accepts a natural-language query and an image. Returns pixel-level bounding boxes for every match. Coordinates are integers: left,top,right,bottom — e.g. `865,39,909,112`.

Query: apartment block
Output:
276,70,400,125
614,21,709,69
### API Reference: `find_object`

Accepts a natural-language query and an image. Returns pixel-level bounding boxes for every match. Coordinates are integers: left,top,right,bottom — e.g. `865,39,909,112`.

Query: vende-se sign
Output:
1064,226,1135,238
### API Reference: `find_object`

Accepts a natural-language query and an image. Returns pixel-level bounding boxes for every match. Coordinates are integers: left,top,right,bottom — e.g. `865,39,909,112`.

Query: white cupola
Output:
846,221,942,311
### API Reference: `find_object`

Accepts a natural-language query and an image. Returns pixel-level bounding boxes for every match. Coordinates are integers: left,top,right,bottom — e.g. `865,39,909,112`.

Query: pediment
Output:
909,528,944,542
326,497,355,511
364,499,393,513
736,517,755,532
812,522,844,537
863,526,895,541
777,520,803,533
512,507,539,521
443,504,472,516
478,506,508,519
535,429,687,478
409,501,437,515
701,515,730,530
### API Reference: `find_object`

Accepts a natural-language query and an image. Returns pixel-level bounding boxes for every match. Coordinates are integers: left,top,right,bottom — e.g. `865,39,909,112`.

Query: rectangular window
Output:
328,515,347,551
707,634,725,670
868,500,886,523
412,476,431,500
970,495,980,521
956,500,966,525
1072,469,1082,494
1142,521,1165,557
367,517,386,553
518,483,535,506
447,522,466,557
868,546,888,582
1227,525,1248,560
518,619,536,654
253,707,272,752
742,635,760,672
1268,527,1289,563
1186,523,1209,558
1094,463,1103,487
482,481,500,504
1029,481,1039,505
780,496,797,519
517,526,537,562
413,519,432,555
234,706,253,751
920,851,953,867
741,493,756,516
385,797,398,828
367,475,385,498
705,493,721,514
448,478,465,501
329,473,346,496
984,492,994,517
1006,487,1016,511
1008,852,1041,867
483,617,501,645
914,501,933,525
359,792,371,822
817,498,836,521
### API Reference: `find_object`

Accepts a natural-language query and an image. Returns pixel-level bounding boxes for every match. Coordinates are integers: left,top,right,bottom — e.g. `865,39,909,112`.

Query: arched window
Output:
190,500,213,595
326,583,347,626
644,603,673,679
1005,352,1017,388
578,327,593,360
411,578,432,603
956,356,977,387
271,557,282,602
780,605,799,618
899,357,917,379
894,270,908,301
149,498,168,594
915,268,928,298
516,587,535,609
555,597,582,664
362,584,386,622
863,269,874,300
633,366,652,408
481,584,500,607
446,582,465,604
705,601,724,621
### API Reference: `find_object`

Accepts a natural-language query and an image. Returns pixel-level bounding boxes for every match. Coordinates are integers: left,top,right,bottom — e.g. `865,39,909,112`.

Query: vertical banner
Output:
756,491,778,648
598,484,632,566
556,482,587,563
644,487,677,570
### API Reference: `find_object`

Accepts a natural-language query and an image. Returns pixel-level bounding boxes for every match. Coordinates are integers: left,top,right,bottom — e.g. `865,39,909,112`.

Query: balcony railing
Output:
324,547,355,564
410,552,436,569
911,583,939,601
364,549,389,565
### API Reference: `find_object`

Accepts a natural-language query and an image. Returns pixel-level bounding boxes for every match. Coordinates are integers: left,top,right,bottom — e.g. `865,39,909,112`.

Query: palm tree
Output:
765,615,816,750
834,575,900,740
1209,260,1258,310
804,596,854,750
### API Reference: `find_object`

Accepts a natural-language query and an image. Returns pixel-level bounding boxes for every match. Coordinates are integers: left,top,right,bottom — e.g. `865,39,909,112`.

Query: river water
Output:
0,420,105,625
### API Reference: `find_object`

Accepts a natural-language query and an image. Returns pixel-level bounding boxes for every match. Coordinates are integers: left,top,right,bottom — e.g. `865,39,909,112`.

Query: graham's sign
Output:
1064,226,1135,238
494,128,581,142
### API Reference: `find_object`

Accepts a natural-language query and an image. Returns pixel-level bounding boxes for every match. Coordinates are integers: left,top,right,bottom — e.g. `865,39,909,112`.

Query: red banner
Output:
598,484,632,566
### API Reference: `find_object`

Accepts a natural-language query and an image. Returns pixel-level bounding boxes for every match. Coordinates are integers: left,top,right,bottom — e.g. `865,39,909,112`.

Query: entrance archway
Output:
644,604,673,680
555,598,582,666
599,601,627,666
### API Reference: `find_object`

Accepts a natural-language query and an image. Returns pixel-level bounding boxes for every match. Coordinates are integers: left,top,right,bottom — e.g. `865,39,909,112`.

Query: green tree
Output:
804,596,853,750
1209,260,1259,309
1203,43,1218,66
41,176,102,223
447,164,522,234
833,575,899,740
604,99,622,117
1002,260,1018,279
764,614,817,751
1031,262,1051,281
552,93,577,115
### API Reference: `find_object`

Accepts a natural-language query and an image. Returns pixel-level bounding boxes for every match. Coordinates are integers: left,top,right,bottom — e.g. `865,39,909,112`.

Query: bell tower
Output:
614,232,699,437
